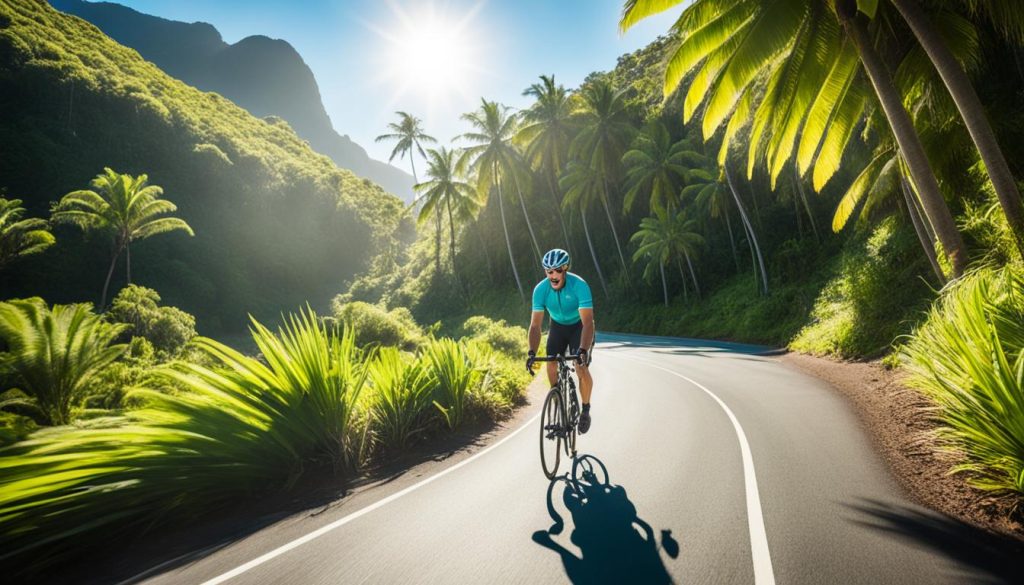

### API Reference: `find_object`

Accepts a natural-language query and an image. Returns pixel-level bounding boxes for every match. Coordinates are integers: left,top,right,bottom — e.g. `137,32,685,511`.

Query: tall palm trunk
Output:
900,172,946,285
659,261,668,306
676,258,689,302
793,165,820,242
495,170,524,299
724,204,741,271
840,6,967,277
580,208,609,297
126,242,131,284
445,197,464,294
600,177,629,276
475,222,495,281
547,170,575,259
515,181,542,260
725,162,768,294
683,250,700,298
100,242,124,310
891,0,1024,261
434,210,442,275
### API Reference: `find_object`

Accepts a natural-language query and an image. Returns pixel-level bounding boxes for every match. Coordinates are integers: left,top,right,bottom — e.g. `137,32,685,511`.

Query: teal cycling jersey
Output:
532,272,594,325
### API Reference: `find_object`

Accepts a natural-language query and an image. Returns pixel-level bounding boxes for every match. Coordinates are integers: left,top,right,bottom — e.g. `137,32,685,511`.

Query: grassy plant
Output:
367,347,436,450
423,337,481,429
0,307,371,567
0,298,128,425
901,266,1024,495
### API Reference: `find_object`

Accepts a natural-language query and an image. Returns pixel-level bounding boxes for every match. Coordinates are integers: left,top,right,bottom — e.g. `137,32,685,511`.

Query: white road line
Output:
605,351,777,585
196,411,541,585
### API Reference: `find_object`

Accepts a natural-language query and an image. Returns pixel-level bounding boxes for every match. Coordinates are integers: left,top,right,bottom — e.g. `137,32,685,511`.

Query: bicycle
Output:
532,353,582,479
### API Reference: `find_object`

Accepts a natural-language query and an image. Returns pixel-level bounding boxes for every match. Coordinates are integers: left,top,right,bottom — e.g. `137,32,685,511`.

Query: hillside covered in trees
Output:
50,0,417,201
0,0,409,332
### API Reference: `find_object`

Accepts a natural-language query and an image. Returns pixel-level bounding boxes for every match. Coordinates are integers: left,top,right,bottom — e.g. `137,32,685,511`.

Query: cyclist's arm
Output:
528,310,545,354
578,308,595,353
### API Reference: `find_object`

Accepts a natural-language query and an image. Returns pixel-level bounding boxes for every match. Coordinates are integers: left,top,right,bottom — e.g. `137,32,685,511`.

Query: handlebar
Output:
532,354,582,363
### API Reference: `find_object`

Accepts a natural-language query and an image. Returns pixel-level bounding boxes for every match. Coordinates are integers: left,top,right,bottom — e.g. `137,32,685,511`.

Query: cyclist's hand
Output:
577,348,592,367
526,350,537,375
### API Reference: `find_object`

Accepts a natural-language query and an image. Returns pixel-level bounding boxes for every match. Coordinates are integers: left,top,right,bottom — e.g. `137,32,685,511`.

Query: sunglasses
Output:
545,267,566,275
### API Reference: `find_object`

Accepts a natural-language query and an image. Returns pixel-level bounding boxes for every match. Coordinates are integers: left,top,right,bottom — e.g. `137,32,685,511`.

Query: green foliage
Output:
366,346,435,451
422,337,480,429
332,301,424,351
0,298,128,425
0,308,372,568
107,285,197,355
460,315,529,356
901,266,1024,495
466,340,531,418
0,411,36,447
0,197,54,269
791,218,935,357
82,336,158,410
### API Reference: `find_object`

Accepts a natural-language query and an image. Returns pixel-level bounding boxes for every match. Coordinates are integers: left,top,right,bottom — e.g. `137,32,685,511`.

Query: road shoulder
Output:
779,351,1023,542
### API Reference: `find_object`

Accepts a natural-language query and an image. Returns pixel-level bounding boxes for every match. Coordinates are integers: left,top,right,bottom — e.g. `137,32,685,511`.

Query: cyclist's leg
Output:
567,322,592,404
545,320,571,387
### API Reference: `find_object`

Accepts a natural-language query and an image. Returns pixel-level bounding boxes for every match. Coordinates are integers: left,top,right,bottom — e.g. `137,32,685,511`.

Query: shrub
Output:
422,337,480,429
901,266,1024,496
83,337,158,410
790,218,933,357
366,347,436,451
0,411,35,447
460,315,529,356
0,308,371,568
465,340,530,420
0,298,128,425
333,301,424,351
107,285,197,356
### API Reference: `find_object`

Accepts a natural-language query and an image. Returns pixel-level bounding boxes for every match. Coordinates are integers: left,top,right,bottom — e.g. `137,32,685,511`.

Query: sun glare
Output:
370,1,487,108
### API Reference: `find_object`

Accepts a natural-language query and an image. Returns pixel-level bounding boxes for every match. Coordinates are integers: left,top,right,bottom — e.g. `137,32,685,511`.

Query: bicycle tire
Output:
565,379,579,457
540,388,563,479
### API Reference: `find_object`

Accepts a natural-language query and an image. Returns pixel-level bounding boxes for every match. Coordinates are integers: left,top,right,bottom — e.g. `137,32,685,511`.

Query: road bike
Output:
533,353,582,479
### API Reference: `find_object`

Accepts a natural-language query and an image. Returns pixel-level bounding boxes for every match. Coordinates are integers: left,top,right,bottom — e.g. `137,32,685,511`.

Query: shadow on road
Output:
850,499,1024,585
532,454,678,584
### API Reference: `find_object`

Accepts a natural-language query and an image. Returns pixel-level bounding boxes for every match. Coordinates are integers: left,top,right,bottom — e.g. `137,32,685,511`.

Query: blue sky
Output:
111,1,679,170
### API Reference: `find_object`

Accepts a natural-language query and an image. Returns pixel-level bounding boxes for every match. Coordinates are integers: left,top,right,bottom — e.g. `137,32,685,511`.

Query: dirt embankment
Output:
781,352,1023,541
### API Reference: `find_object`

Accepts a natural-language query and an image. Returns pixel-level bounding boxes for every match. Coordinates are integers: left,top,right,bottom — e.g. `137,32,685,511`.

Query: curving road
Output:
129,333,1020,584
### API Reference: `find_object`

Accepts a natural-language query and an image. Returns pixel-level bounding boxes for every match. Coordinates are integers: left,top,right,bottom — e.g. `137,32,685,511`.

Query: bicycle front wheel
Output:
540,388,563,479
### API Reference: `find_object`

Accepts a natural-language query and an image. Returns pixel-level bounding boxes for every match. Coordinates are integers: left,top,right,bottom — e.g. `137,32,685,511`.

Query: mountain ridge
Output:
50,0,416,201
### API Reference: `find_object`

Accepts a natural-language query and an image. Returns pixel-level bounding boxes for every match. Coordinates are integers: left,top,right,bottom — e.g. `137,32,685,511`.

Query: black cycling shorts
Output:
546,319,582,357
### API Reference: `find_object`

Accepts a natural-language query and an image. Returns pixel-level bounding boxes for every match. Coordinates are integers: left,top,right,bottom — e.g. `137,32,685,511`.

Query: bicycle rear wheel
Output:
540,388,563,479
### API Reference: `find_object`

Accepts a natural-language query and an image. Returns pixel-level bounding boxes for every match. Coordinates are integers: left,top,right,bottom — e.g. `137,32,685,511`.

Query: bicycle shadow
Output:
532,455,679,584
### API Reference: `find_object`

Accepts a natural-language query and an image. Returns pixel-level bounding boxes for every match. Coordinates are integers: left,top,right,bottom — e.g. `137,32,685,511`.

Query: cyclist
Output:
526,248,596,433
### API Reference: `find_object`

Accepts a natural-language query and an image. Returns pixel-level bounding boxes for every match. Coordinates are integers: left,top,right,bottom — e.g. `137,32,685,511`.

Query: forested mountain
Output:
50,0,416,201
0,0,408,332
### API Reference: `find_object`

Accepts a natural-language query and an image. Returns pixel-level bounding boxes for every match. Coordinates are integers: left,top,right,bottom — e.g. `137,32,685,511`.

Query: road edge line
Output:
194,411,541,585
606,352,777,585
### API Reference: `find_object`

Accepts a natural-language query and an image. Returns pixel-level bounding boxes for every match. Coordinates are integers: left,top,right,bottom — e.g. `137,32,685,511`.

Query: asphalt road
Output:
130,333,1020,584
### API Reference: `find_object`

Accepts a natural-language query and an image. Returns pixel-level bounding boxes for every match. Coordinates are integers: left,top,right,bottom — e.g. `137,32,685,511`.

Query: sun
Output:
370,1,486,106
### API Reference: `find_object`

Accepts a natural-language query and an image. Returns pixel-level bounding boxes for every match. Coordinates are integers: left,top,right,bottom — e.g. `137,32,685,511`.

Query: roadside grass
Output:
0,308,531,572
902,266,1024,498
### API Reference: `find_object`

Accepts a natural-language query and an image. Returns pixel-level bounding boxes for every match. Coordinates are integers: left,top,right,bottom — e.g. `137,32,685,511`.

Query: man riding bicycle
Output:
526,248,596,434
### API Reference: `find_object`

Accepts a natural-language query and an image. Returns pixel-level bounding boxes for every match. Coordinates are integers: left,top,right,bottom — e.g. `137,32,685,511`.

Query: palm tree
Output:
0,298,128,425
457,99,531,298
376,112,440,267
682,164,741,272
0,197,55,269
621,121,689,215
414,147,479,287
571,78,636,277
560,161,611,297
888,0,1024,260
375,112,437,184
51,168,194,309
620,0,969,277
630,209,705,306
518,75,576,258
